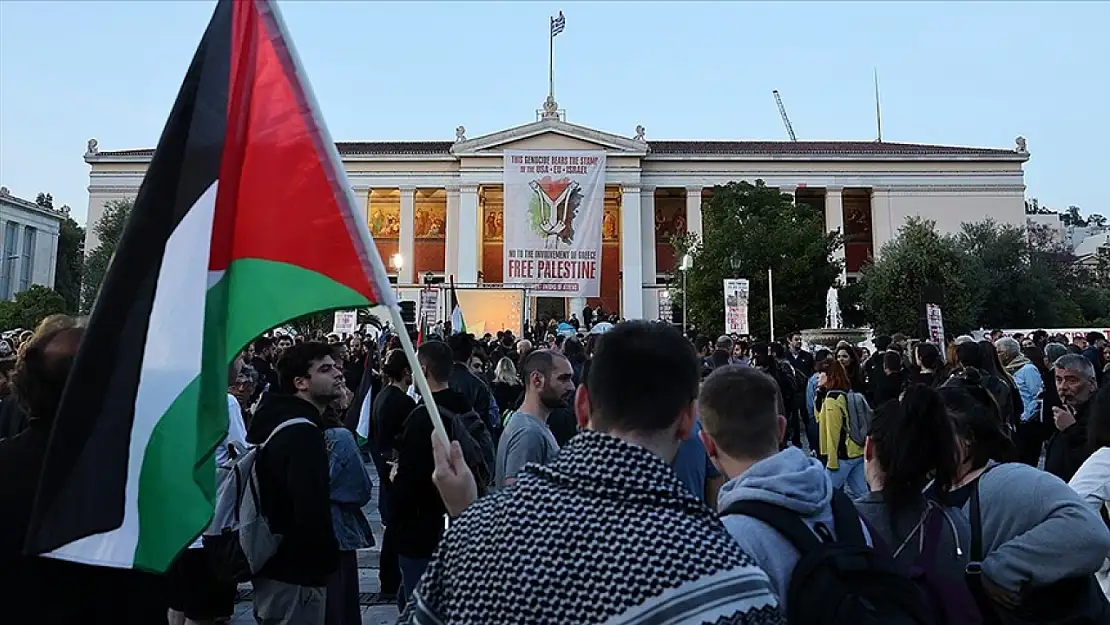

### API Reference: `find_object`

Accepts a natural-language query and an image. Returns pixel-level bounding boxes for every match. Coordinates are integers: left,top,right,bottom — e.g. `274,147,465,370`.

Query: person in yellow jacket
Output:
815,360,868,497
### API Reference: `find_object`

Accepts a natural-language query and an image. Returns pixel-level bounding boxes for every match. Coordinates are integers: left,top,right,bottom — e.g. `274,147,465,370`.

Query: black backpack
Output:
722,490,935,625
439,405,495,495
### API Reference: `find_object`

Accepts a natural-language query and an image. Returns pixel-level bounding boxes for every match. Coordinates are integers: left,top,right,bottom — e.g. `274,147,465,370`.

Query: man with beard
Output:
495,349,575,487
1044,354,1100,482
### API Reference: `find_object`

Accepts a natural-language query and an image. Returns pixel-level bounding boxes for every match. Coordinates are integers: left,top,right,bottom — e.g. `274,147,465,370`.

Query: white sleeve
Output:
226,394,248,445
214,394,249,466
1069,447,1110,512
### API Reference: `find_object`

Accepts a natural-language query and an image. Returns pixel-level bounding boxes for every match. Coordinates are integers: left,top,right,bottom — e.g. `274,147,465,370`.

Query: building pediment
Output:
451,119,648,156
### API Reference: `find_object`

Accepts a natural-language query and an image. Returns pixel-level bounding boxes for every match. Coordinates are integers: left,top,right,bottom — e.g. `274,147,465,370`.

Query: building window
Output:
0,222,17,299
18,227,35,293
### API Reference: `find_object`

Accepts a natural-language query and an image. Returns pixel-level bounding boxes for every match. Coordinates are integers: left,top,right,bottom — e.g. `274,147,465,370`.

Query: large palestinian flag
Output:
25,0,394,572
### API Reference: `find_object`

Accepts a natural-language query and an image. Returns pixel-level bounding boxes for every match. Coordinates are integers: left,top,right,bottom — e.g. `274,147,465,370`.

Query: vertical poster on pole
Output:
723,279,750,335
925,303,945,344
332,310,357,335
420,288,439,323
502,150,606,297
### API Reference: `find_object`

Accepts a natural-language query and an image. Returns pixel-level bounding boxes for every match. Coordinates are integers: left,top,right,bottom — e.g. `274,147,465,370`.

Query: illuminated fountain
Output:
800,287,868,348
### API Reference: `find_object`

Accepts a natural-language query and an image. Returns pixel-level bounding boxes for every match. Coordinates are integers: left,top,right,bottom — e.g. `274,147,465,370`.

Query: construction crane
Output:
772,89,797,141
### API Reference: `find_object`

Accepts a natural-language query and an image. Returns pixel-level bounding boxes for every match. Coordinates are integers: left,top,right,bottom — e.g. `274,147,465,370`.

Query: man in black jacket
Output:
250,336,280,399
393,340,476,607
1045,354,1099,482
447,333,496,433
246,341,342,625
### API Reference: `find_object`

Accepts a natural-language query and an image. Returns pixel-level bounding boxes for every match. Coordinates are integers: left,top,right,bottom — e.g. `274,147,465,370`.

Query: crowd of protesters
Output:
1,309,1110,624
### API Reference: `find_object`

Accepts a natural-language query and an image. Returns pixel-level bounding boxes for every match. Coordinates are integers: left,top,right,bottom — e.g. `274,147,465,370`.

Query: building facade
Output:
83,118,1030,321
0,187,62,301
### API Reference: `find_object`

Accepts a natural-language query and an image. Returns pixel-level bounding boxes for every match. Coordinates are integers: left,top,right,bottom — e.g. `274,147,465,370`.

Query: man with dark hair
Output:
864,334,892,403
247,342,342,625
251,335,280,398
1082,331,1106,373
393,340,487,607
495,349,574,486
787,332,814,378
699,366,869,612
0,320,170,622
401,322,785,625
446,332,496,435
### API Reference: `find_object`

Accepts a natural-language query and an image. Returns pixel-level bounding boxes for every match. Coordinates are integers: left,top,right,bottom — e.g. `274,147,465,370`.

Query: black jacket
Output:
393,388,472,558
246,393,338,587
1044,400,1093,483
0,419,168,623
0,394,27,439
449,362,493,426
787,349,815,379
250,356,279,396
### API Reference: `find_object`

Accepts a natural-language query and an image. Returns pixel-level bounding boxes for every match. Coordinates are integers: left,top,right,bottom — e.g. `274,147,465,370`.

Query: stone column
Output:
398,187,416,284
620,185,644,319
685,186,703,239
457,184,480,285
445,185,459,280
569,297,587,323
11,223,24,297
870,187,892,259
640,186,658,319
825,187,846,283
351,187,370,225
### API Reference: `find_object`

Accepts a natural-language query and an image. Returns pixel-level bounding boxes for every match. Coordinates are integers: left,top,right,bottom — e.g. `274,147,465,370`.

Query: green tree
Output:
35,193,54,209
54,213,85,314
82,198,133,313
669,180,842,339
0,285,68,331
955,219,1061,328
859,217,982,336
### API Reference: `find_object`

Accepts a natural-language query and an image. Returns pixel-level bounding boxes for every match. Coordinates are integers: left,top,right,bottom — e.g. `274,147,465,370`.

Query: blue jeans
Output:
398,555,431,608
827,457,867,499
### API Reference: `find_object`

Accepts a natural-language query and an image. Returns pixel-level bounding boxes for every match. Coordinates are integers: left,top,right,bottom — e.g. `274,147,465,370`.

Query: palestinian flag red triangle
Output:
25,0,394,572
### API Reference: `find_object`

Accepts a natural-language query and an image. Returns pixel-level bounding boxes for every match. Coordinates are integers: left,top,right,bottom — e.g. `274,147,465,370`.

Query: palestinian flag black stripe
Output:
26,0,392,572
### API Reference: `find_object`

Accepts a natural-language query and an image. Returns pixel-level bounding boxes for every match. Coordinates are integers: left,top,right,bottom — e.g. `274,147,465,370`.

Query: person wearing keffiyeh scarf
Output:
399,321,785,625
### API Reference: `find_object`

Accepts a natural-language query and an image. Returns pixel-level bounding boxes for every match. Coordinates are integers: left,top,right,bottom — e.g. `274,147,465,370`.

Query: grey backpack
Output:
204,417,315,583
844,392,874,446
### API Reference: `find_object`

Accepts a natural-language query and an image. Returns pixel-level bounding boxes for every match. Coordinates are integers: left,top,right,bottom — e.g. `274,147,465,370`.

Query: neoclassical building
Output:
83,115,1030,321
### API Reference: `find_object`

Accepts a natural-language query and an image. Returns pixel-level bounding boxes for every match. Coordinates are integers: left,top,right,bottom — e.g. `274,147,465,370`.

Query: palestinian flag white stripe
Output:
47,183,218,566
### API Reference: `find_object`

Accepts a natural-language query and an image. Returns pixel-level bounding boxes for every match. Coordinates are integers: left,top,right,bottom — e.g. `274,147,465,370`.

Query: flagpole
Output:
548,17,555,101
260,0,449,446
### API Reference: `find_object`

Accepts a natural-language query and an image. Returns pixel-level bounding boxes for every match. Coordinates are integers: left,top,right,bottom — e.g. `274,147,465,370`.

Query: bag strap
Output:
721,500,823,554
829,489,867,547
261,417,315,447
965,464,1006,625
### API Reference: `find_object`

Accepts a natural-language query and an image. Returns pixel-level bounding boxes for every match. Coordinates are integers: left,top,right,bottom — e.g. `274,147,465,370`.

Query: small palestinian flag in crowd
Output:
449,276,466,335
25,0,394,572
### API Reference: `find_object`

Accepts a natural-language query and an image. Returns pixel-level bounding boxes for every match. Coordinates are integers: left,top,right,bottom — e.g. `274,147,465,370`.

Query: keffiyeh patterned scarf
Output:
401,430,784,625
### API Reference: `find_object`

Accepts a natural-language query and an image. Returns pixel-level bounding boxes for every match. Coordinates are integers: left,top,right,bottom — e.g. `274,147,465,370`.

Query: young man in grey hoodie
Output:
698,365,871,611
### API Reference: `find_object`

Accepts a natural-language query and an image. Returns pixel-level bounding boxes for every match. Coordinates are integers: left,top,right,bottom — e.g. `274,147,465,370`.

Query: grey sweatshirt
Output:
718,446,870,611
973,462,1110,598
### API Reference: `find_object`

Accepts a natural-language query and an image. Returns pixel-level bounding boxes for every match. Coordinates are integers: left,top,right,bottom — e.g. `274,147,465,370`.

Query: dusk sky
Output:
1,1,1107,224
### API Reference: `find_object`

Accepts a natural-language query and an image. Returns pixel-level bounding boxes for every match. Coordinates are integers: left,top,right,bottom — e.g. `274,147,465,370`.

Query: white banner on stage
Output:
502,150,605,297
724,279,750,335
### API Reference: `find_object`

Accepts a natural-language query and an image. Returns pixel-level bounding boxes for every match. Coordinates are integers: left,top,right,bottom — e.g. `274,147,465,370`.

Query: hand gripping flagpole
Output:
259,0,449,446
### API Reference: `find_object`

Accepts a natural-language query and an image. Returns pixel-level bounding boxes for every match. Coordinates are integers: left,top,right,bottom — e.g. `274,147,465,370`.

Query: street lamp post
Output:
389,253,404,298
680,253,693,337
768,267,775,343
